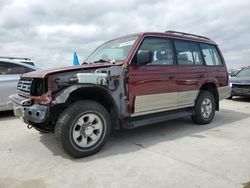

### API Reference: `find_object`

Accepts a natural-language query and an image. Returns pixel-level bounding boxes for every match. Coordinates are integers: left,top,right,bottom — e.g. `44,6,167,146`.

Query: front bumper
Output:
9,94,49,124
232,87,250,96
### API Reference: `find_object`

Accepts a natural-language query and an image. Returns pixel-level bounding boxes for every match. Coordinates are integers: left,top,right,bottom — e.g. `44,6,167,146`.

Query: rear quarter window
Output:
200,44,222,66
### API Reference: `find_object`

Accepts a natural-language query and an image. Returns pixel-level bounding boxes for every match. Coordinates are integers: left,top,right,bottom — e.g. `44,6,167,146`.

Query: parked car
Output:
10,31,230,158
0,57,38,111
228,68,242,77
228,66,250,99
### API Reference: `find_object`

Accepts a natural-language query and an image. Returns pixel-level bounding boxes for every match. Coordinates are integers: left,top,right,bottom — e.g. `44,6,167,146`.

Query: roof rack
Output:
0,56,31,61
165,30,211,40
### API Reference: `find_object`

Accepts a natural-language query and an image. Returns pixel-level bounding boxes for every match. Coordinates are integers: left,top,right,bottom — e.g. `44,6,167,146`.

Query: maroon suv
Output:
10,31,230,158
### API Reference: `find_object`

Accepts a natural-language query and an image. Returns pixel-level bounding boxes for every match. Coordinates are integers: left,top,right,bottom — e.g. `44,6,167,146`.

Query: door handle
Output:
161,75,176,79
168,75,176,79
199,74,204,78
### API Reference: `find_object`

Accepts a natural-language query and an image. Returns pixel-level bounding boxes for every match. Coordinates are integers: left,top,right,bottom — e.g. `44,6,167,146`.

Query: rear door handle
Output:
168,75,176,79
161,75,176,79
199,74,204,78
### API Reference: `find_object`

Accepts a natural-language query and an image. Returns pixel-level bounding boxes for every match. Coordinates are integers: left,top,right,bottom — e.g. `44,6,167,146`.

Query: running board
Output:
121,108,195,129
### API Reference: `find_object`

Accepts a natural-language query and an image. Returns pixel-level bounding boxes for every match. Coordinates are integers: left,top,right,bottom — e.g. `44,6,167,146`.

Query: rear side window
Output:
136,37,174,65
200,44,222,66
0,61,34,75
175,40,203,65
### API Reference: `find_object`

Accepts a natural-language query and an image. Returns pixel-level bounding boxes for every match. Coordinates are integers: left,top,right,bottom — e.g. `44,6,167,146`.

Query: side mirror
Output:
137,50,152,65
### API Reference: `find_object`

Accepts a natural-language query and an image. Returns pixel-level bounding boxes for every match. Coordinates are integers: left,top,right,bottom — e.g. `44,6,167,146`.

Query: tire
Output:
55,100,111,158
191,90,216,125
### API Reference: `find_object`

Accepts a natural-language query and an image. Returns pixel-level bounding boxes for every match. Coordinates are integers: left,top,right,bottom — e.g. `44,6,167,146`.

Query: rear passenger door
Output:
174,40,206,107
128,37,179,116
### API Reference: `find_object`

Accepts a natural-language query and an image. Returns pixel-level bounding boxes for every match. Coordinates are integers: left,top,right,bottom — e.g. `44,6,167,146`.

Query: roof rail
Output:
0,56,31,61
165,30,211,40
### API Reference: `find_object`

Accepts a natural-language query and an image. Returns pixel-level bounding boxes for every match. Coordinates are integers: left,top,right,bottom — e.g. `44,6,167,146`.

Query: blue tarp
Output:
73,52,79,66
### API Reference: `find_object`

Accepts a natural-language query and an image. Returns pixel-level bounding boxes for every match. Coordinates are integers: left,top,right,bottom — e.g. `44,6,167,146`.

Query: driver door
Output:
128,37,179,116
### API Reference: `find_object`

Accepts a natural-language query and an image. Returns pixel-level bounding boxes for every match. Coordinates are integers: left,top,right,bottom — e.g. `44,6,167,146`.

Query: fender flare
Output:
52,84,119,113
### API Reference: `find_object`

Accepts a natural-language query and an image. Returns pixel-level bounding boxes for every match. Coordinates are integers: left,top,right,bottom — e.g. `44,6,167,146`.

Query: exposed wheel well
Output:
65,87,120,129
199,83,219,110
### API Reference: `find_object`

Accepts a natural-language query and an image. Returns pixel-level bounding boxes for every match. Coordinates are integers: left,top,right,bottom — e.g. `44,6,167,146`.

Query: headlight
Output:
229,82,232,87
30,78,47,96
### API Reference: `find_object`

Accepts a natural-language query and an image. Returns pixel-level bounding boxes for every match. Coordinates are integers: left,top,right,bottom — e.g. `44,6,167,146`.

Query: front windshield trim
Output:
84,35,140,65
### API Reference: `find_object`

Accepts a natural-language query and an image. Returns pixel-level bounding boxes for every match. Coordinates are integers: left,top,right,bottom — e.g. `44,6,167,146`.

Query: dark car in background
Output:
228,66,250,99
228,68,242,77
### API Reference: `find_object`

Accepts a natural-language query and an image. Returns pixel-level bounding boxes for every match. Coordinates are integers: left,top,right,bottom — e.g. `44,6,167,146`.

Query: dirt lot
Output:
0,98,250,188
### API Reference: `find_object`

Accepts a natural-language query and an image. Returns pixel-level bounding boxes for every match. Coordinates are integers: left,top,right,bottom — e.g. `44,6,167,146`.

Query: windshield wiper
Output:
93,59,116,64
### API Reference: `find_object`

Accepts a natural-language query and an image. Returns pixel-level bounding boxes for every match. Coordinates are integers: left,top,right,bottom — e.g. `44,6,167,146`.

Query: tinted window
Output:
0,62,34,75
136,37,174,65
200,44,222,66
175,40,203,65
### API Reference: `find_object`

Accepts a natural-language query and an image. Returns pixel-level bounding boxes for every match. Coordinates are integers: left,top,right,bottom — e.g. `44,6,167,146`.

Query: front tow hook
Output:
27,124,33,129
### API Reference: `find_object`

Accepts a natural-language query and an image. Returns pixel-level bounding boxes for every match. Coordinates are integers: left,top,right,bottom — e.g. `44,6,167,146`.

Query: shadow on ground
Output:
0,110,14,117
230,96,250,102
0,110,16,121
38,107,250,162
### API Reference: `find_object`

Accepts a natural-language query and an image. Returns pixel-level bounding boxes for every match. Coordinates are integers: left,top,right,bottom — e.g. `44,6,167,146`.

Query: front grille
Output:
31,78,46,96
17,78,32,94
17,78,47,96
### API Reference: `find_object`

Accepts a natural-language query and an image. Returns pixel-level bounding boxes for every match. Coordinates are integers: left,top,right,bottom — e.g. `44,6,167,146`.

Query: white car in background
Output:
0,57,39,111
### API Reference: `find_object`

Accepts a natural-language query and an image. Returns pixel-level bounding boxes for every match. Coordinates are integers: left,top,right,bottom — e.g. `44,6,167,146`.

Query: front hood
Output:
230,76,250,85
22,63,118,78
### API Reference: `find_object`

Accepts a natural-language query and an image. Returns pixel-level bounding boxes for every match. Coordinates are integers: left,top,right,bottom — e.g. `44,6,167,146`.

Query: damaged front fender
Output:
52,84,120,114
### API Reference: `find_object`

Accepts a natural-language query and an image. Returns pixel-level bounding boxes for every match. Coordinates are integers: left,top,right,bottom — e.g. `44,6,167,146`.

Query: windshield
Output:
236,68,250,77
84,36,138,64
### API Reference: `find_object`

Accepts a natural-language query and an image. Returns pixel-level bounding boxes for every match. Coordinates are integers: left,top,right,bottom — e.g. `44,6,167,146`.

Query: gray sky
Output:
0,0,249,69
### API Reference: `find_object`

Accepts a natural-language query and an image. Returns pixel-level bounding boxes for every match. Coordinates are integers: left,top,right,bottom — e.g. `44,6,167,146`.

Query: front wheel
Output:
55,100,111,158
191,90,216,125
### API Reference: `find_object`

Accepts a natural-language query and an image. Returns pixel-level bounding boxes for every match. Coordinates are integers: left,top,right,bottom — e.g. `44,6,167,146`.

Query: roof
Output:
123,31,216,45
0,56,35,66
0,58,39,70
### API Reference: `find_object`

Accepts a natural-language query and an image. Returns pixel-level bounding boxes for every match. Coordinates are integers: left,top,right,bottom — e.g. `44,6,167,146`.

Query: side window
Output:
0,62,27,75
175,40,203,65
24,67,35,73
200,44,222,66
136,37,174,65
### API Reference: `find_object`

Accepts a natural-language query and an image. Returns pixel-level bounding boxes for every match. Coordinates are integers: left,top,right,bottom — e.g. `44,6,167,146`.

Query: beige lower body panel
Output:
133,90,199,117
178,90,199,107
218,85,231,100
133,85,230,117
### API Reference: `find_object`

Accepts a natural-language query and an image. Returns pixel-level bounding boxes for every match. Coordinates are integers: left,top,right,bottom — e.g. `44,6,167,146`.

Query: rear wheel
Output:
191,90,216,125
55,100,111,158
